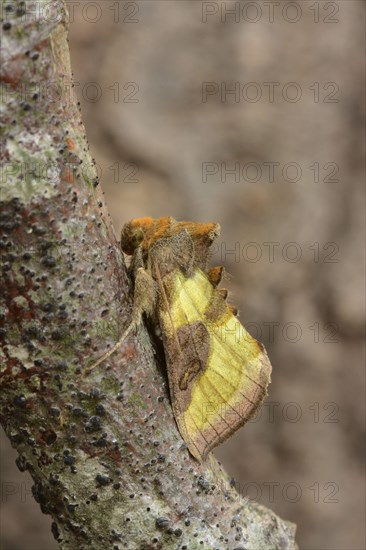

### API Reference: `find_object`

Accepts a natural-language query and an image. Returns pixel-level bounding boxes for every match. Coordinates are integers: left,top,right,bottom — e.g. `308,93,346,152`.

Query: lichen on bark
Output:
0,1,297,548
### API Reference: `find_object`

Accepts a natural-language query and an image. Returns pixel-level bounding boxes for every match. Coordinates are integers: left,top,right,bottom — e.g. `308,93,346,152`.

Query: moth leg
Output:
132,266,157,320
86,267,157,373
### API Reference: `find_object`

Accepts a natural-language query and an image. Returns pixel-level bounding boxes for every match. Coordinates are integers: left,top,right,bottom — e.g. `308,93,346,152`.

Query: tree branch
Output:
0,1,297,548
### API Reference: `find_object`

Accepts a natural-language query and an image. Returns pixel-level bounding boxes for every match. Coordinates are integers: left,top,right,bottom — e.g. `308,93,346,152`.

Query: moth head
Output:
120,224,144,255
120,217,157,255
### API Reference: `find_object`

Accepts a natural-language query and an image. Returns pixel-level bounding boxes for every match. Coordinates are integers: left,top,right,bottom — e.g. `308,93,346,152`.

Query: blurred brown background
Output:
1,1,365,549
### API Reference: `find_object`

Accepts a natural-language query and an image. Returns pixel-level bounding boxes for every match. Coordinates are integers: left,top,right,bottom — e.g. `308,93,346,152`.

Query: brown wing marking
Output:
152,258,183,358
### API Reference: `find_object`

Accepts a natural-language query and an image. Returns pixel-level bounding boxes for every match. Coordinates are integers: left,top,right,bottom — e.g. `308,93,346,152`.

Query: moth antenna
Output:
85,317,139,373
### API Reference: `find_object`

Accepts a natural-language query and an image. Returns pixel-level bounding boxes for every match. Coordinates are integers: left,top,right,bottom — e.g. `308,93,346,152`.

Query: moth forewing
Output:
156,265,271,462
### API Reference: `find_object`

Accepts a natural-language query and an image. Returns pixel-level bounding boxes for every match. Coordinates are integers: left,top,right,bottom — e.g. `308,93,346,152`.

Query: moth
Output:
89,217,272,462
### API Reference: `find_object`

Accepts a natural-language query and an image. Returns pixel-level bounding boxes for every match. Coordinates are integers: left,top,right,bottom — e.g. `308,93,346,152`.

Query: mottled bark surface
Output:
0,1,297,548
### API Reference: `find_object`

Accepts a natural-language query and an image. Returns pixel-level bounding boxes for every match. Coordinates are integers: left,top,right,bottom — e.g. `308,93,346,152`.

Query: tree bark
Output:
0,1,297,548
